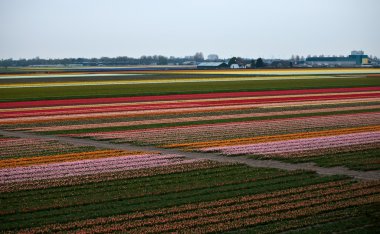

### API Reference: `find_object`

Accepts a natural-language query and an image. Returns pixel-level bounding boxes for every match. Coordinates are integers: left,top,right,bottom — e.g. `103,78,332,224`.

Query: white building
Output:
230,64,240,69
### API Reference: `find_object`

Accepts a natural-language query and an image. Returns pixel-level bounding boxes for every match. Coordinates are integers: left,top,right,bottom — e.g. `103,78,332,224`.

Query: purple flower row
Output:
71,112,380,145
0,154,196,183
0,138,84,157
200,131,380,156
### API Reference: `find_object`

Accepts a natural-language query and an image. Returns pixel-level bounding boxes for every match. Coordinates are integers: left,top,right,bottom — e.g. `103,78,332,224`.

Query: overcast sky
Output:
0,0,379,59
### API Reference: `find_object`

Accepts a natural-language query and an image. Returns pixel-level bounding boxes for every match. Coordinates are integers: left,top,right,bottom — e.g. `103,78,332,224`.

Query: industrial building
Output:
306,51,369,67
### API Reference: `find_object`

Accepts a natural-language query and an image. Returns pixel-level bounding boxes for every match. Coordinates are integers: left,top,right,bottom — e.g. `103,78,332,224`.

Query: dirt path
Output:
1,129,379,181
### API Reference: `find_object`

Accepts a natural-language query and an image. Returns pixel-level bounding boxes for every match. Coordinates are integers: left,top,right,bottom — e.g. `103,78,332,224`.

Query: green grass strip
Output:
1,77,379,102
0,170,343,231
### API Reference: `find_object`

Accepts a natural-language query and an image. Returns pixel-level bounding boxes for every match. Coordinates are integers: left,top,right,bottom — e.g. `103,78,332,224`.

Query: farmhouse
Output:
306,51,369,67
197,62,229,69
230,64,240,69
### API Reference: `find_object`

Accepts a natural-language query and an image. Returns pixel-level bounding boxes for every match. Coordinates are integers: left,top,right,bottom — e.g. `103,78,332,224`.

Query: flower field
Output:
1,68,380,102
3,84,378,170
0,135,96,159
1,137,379,233
1,68,380,232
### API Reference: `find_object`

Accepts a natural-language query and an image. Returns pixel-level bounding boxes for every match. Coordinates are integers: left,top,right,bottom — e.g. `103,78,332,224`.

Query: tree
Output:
291,55,300,62
228,57,237,66
250,59,256,68
194,52,204,62
236,57,245,66
157,56,168,65
256,58,265,68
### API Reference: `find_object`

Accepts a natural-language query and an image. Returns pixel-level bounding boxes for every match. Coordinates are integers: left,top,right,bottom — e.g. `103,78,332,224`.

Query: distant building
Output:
351,50,364,56
68,64,84,67
230,64,240,69
197,62,228,69
306,51,369,67
207,54,219,61
182,61,197,65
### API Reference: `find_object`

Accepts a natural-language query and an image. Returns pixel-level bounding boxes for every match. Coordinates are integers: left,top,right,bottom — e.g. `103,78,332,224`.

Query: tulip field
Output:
4,85,378,170
1,68,380,232
1,135,379,233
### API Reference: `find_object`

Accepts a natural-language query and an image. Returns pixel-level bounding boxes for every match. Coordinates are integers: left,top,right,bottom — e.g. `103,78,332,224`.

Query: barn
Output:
197,62,229,69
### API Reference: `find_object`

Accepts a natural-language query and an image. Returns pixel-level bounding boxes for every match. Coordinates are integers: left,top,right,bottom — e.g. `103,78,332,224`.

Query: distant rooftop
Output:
305,51,369,66
197,62,226,67
351,50,364,56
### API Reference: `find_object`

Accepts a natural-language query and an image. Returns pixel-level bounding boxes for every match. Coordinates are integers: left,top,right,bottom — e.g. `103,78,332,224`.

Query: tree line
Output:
0,52,208,67
0,56,181,67
0,52,267,68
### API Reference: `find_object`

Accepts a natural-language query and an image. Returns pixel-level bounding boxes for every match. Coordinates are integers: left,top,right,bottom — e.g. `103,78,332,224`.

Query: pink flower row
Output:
23,105,380,132
0,138,49,147
200,131,380,156
73,112,380,145
0,154,197,183
0,139,83,157
2,97,378,125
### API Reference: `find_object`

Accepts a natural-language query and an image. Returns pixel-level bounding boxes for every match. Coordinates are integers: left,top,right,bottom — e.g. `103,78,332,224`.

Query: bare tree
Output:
194,52,204,62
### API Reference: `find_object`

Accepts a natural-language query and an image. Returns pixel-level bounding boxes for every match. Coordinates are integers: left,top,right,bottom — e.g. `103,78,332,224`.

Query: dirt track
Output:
1,129,379,181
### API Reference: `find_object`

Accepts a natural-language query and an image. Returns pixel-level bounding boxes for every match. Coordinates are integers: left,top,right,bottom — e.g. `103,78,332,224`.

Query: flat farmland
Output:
0,68,380,233
1,68,380,101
